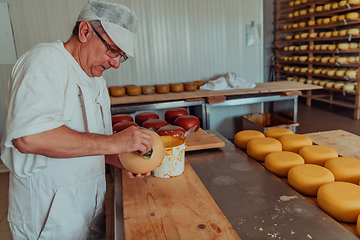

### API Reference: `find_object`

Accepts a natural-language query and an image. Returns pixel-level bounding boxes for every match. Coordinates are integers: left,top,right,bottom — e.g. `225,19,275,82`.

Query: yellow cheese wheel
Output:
306,79,313,84
338,15,346,21
292,23,299,28
339,0,347,7
334,82,344,89
327,70,336,76
141,85,156,95
308,8,315,13
325,31,332,37
264,128,293,139
332,30,339,36
346,70,357,78
357,215,360,237
324,157,360,184
347,12,359,20
265,151,305,177
317,19,323,25
349,0,360,4
339,29,347,36
298,145,338,166
348,28,360,35
323,18,331,24
170,83,184,92
300,33,308,38
331,16,339,22
336,69,347,76
315,6,323,12
300,10,307,15
289,1,294,6
184,82,198,91
344,83,355,91
338,43,349,50
288,164,335,196
278,134,313,153
313,79,321,85
336,57,347,64
293,56,299,61
325,81,335,88
294,34,300,39
324,3,332,10
350,42,359,49
294,0,301,5
299,56,308,62
110,86,126,97
308,20,316,26
288,13,294,18
119,129,165,174
317,182,360,222
155,84,170,93
126,86,142,96
348,56,356,63
247,137,282,162
299,22,306,27
286,35,293,40
332,3,339,9
234,130,265,149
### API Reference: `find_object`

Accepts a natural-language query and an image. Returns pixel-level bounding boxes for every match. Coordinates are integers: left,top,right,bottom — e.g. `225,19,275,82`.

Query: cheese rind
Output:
278,134,313,153
247,137,282,162
265,151,305,177
317,182,360,222
324,157,360,184
234,130,265,149
288,164,335,196
299,145,338,166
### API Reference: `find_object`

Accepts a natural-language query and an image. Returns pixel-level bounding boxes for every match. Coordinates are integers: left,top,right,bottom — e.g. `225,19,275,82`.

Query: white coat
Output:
1,41,112,240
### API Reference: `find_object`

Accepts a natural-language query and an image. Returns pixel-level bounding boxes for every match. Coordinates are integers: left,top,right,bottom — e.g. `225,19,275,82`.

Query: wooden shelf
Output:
277,60,360,67
276,19,360,33
275,49,360,54
276,34,360,44
278,0,333,14
277,69,359,81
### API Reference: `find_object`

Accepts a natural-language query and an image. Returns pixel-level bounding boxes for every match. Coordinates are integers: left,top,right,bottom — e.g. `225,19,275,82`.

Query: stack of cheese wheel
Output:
234,130,265,149
264,128,293,139
247,137,282,161
324,157,360,184
265,151,305,177
288,164,335,196
112,114,133,126
298,145,338,166
165,108,189,125
317,182,360,222
135,112,160,126
278,134,313,153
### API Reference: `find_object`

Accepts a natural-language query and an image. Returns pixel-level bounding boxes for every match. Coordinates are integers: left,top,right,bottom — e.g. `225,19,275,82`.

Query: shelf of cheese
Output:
284,76,357,92
278,68,358,81
279,0,336,14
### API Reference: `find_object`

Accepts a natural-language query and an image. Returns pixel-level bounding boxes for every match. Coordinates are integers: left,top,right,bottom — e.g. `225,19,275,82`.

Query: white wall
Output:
0,0,263,140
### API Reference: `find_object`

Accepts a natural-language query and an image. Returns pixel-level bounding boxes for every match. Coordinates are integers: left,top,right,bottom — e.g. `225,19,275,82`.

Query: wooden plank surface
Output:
186,128,225,151
111,82,322,105
122,160,241,240
305,130,360,159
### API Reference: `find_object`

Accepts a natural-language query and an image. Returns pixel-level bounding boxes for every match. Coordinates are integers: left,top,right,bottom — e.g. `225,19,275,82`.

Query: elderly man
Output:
1,1,150,239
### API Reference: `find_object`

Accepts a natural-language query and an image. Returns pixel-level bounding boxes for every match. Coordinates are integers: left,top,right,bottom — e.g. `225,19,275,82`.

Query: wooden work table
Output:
113,129,360,240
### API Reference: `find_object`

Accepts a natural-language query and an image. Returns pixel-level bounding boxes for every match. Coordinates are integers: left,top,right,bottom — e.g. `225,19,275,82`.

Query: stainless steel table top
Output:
114,130,358,240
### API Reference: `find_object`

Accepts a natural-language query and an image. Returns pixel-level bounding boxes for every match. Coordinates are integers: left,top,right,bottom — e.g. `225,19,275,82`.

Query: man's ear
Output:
78,21,91,43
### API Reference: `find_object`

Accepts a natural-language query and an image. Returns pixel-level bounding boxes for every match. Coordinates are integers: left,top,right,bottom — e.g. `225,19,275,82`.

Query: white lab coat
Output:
1,41,112,240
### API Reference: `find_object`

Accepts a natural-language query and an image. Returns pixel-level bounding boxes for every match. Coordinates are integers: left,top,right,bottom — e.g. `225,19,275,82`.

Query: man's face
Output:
78,22,123,78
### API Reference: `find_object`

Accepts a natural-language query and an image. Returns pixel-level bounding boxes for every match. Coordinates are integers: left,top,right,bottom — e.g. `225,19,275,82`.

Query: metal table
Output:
114,130,358,240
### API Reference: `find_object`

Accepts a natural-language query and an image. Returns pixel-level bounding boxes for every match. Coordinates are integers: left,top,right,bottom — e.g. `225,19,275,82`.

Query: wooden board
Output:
122,160,241,240
186,128,225,151
111,81,321,105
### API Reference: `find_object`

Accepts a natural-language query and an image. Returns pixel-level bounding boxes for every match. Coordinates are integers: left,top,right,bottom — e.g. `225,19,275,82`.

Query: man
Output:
1,1,150,239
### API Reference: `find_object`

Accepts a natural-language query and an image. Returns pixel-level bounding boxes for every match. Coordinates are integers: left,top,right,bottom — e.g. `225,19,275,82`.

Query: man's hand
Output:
113,126,153,155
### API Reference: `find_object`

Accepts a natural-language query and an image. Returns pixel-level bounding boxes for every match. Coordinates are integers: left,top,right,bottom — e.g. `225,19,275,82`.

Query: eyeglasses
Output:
90,24,128,63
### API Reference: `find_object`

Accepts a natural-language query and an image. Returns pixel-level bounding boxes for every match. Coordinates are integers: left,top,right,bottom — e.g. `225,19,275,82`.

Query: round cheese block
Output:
293,11,299,17
155,84,170,94
126,86,142,96
331,16,339,22
325,32,333,38
324,3,332,10
110,86,126,97
349,0,360,4
313,80,321,85
317,19,323,25
350,42,359,49
264,128,293,139
113,121,138,133
300,10,307,15
334,82,345,89
327,70,336,76
315,6,323,12
142,119,168,131
174,115,200,132
332,30,339,36
288,13,294,18
338,15,346,21
346,70,357,78
323,18,331,24
339,0,348,6
300,45,308,50
194,80,206,87
324,157,360,184
246,137,282,162
308,20,316,26
299,56,308,62
299,22,306,27
298,145,338,166
135,112,160,126
112,114,133,125
278,134,313,153
170,83,184,92
325,81,335,88
339,29,347,36
184,82,198,91
300,33,308,39
141,85,156,95
294,0,301,5
164,108,189,125
348,56,356,63
289,1,294,6
157,125,186,139
317,182,360,222
286,35,293,40
344,83,355,91
346,12,359,20
308,8,315,13
293,56,299,61
265,151,305,177
288,164,335,196
348,28,360,35
336,57,348,64
332,3,339,9
234,130,265,149
338,43,349,50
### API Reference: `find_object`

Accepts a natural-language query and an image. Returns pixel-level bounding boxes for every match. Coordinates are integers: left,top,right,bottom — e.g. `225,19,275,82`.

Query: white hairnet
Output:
77,0,138,57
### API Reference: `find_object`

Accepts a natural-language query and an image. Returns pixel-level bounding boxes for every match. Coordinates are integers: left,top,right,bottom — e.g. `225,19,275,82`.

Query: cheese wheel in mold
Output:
278,134,312,153
234,130,265,149
112,114,133,125
246,137,282,162
110,86,126,97
170,83,184,92
135,112,159,126
324,157,360,184
126,86,142,96
142,119,168,131
119,129,165,174
317,182,360,222
264,128,293,139
155,84,170,93
113,121,138,132
141,85,156,95
288,164,335,196
265,151,305,177
298,145,338,166
164,108,189,125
